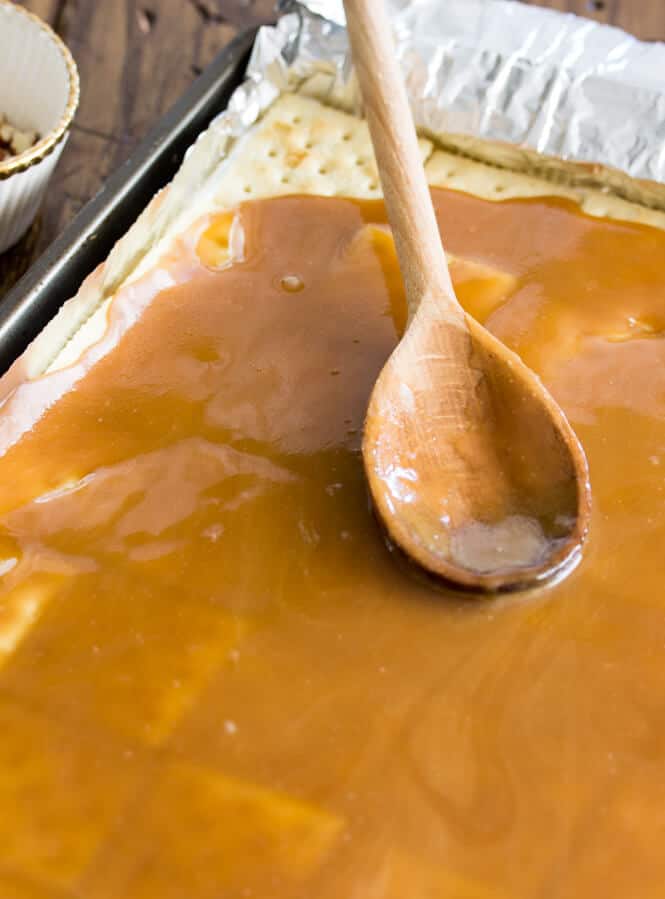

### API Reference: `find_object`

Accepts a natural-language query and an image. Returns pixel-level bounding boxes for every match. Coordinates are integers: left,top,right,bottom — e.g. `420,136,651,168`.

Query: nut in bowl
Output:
0,1,79,254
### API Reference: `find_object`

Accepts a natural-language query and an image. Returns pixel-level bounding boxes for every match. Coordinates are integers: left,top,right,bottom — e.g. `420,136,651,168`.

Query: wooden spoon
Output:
344,0,591,592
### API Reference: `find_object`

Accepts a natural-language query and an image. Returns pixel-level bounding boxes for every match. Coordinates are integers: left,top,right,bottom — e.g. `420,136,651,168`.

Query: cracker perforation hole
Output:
342,133,351,142
268,149,277,158
243,185,252,194
280,175,290,185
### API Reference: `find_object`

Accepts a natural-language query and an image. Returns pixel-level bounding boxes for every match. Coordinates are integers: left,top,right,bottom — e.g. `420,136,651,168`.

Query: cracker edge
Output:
1,89,663,396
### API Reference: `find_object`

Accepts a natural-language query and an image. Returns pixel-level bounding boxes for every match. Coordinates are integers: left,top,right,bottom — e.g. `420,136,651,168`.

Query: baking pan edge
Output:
0,26,259,374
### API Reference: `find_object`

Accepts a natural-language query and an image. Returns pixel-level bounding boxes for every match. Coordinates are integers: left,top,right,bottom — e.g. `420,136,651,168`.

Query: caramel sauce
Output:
1,191,665,897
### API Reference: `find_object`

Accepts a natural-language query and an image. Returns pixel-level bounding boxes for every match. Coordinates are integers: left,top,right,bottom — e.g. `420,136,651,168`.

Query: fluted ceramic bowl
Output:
0,1,79,253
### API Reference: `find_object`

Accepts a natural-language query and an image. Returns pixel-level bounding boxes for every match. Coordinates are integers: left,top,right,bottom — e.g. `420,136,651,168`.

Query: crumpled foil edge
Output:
202,0,665,206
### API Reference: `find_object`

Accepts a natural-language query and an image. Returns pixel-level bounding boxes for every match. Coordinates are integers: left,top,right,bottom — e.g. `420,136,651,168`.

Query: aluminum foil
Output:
213,0,665,186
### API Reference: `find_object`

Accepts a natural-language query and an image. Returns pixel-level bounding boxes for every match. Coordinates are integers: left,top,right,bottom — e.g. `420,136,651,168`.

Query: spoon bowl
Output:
365,305,590,592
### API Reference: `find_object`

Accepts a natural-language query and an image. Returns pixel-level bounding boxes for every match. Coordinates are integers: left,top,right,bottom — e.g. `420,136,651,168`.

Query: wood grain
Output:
520,1,665,40
0,0,662,295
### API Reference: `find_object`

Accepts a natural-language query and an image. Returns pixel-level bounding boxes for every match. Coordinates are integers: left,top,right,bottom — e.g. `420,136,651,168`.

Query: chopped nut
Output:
11,130,37,155
0,113,39,162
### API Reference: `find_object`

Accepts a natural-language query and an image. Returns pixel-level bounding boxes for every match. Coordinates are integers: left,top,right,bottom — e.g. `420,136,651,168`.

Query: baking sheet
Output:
3,0,664,373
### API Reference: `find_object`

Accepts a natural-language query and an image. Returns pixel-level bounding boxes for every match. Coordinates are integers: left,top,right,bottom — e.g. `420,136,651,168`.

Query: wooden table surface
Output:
2,0,663,293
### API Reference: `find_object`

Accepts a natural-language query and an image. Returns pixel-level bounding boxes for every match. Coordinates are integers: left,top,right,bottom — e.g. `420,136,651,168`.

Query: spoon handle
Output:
343,0,459,323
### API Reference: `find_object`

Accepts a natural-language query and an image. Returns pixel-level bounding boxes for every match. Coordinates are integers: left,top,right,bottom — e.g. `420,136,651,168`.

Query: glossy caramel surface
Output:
0,190,665,897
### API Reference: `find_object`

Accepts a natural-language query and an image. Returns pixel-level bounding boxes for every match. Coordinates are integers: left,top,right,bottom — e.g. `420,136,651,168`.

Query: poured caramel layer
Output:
0,192,665,898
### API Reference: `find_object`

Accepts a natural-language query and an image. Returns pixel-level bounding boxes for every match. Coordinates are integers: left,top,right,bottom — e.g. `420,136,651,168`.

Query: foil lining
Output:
208,0,665,188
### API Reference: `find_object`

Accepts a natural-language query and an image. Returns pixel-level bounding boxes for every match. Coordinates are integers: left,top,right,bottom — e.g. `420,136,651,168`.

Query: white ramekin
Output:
0,1,79,253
